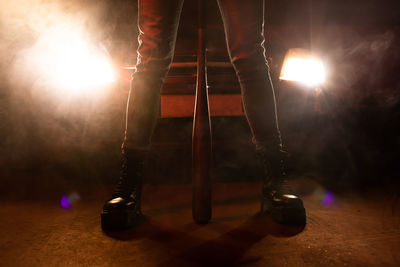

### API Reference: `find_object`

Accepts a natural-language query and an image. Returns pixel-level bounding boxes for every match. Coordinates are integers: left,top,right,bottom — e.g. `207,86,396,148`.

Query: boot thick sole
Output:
101,209,142,230
261,195,306,225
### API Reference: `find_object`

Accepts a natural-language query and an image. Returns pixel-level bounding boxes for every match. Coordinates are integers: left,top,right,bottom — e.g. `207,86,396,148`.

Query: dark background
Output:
0,0,399,199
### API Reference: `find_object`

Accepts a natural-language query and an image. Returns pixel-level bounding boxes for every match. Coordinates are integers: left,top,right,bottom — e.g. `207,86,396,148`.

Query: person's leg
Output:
217,0,305,225
101,0,184,230
216,0,282,151
125,0,185,149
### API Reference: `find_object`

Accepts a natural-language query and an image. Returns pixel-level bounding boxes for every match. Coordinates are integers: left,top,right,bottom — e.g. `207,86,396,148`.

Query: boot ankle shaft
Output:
256,148,288,183
115,149,148,196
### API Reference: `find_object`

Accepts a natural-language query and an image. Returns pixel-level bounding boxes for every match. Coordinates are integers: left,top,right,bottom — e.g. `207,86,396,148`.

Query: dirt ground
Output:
1,181,399,266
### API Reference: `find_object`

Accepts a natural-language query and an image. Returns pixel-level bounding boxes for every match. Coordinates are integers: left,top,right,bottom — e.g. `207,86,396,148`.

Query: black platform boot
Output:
101,148,147,230
257,148,306,225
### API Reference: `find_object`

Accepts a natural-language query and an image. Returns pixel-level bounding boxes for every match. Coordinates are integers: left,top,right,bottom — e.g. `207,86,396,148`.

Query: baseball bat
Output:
192,0,212,224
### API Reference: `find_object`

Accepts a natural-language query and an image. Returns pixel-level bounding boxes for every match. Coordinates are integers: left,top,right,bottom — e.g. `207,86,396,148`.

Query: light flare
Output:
60,192,80,209
27,22,115,95
322,191,334,206
280,48,326,87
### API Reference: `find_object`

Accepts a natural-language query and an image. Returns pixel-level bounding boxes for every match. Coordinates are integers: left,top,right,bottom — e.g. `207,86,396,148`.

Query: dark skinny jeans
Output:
124,0,283,151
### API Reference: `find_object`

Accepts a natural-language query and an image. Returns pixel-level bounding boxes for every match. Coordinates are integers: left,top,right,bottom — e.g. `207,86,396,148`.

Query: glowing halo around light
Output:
28,22,116,96
279,48,326,87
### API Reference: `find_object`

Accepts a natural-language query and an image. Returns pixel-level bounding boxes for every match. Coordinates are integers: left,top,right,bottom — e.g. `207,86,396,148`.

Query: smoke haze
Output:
0,0,128,175
0,0,398,192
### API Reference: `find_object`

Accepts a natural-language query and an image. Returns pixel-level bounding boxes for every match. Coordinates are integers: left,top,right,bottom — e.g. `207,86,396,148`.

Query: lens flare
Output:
280,48,326,87
60,192,80,209
322,191,334,206
27,22,115,95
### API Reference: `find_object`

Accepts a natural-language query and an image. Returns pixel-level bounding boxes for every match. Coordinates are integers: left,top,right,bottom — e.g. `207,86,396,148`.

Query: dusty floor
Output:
1,181,399,266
